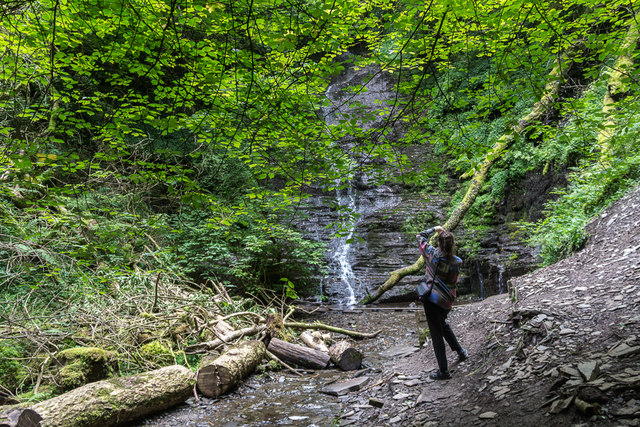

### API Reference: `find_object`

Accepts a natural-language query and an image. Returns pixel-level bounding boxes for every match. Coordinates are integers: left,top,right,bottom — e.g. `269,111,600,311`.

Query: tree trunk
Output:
360,48,580,305
29,365,194,427
0,409,42,427
329,341,363,371
597,13,639,162
267,338,330,370
299,331,329,353
196,340,266,398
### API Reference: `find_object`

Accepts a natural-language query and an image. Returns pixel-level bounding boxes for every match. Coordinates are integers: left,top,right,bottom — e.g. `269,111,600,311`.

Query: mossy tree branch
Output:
597,13,639,162
360,49,579,305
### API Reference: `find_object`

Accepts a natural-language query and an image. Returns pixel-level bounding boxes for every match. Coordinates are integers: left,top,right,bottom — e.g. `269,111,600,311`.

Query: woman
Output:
416,225,468,380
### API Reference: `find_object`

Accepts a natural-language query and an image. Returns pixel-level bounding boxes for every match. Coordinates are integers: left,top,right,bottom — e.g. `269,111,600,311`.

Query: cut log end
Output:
196,340,266,398
329,341,363,371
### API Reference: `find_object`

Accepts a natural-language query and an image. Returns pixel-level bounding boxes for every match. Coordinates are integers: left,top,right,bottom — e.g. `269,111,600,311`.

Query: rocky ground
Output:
327,185,640,426
136,185,639,426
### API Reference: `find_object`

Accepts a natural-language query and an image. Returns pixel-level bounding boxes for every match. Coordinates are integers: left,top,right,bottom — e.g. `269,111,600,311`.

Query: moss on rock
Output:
138,340,175,366
55,347,118,391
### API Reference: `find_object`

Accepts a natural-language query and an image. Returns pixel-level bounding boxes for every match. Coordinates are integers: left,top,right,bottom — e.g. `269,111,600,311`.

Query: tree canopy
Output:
2,0,640,403
1,0,639,301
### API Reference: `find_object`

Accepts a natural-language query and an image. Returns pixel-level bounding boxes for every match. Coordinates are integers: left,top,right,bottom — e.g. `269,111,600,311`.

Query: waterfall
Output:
497,265,505,294
476,260,485,300
320,59,397,305
332,187,357,305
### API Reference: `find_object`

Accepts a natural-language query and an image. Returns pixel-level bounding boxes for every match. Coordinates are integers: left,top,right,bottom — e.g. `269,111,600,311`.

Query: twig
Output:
151,272,161,313
216,311,265,324
284,321,382,339
205,324,229,344
290,305,322,315
357,372,398,394
185,325,265,354
283,306,295,323
208,280,232,304
34,355,50,395
193,368,200,404
266,350,304,377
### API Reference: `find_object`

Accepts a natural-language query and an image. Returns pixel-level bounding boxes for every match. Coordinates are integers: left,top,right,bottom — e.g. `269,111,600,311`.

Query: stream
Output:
135,305,421,427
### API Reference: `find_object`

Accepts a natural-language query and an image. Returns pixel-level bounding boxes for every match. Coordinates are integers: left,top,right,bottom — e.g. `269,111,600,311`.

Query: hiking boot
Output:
457,348,468,362
429,370,451,380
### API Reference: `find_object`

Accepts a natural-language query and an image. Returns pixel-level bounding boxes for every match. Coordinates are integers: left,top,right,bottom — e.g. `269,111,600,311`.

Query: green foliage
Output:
418,327,430,348
1,0,640,402
0,339,28,392
490,171,509,200
403,209,439,234
528,154,640,266
168,208,327,297
16,385,57,404
138,340,175,367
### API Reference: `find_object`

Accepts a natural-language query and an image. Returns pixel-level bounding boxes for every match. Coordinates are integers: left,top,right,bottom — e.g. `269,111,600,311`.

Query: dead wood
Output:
300,331,329,353
196,340,266,398
284,321,381,339
329,340,363,371
266,350,304,377
29,365,194,427
267,338,330,370
185,325,265,354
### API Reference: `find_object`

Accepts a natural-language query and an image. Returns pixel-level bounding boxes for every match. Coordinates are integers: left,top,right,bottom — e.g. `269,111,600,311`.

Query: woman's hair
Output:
438,230,456,261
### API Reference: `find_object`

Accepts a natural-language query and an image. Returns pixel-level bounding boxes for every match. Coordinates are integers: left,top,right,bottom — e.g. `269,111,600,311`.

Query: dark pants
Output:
422,300,463,373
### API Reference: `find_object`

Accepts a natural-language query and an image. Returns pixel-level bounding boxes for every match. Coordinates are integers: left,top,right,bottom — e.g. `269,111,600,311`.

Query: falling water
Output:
476,260,485,300
333,188,357,305
497,265,505,294
320,59,396,305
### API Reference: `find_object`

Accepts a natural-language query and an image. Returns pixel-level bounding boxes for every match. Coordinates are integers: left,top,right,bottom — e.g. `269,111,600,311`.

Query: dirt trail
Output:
334,185,640,426
138,185,639,426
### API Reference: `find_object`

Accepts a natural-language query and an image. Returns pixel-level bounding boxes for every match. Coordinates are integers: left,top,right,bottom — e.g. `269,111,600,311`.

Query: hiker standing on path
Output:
416,226,468,380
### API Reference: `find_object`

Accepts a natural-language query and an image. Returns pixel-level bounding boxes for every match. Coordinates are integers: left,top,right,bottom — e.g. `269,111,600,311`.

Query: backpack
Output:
418,241,458,310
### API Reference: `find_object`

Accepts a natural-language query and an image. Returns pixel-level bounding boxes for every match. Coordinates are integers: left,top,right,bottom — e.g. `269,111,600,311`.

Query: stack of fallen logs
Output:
195,320,376,398
0,311,380,427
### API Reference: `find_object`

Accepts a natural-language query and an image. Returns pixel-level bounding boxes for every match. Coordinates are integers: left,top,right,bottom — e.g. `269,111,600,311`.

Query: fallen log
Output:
284,321,381,340
267,338,330,370
0,408,42,427
329,341,363,371
197,340,266,398
29,365,194,427
300,331,329,353
185,325,265,354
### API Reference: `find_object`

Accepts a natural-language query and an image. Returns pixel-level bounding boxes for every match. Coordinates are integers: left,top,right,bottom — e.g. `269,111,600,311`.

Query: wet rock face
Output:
301,59,568,304
457,224,539,299
297,184,426,303
459,166,568,298
301,164,559,304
